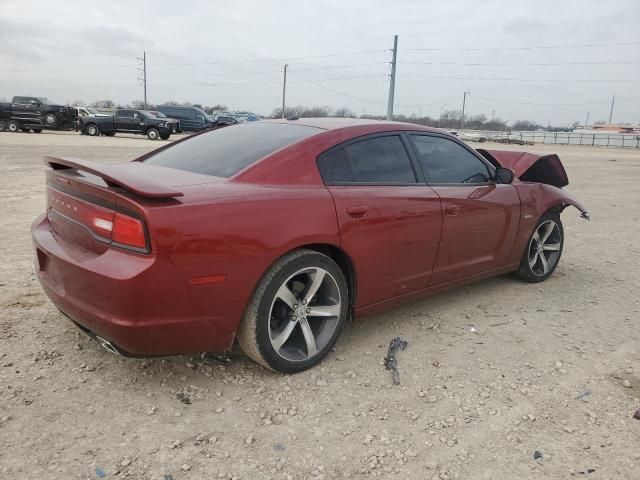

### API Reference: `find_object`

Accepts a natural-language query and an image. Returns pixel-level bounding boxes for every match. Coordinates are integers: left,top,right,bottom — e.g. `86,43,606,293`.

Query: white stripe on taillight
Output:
94,218,113,231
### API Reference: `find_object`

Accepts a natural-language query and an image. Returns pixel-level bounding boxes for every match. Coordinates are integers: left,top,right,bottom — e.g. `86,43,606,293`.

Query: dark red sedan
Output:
32,119,588,373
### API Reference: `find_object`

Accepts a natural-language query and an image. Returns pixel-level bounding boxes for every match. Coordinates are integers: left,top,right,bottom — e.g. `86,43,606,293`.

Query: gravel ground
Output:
0,130,639,480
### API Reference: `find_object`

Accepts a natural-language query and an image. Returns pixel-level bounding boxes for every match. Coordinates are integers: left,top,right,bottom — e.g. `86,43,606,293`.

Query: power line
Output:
289,70,387,106
401,73,639,83
400,60,640,66
471,94,640,106
404,41,640,51
152,49,386,67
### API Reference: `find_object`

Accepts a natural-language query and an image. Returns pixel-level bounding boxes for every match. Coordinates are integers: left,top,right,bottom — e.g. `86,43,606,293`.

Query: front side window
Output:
318,135,416,184
411,135,492,184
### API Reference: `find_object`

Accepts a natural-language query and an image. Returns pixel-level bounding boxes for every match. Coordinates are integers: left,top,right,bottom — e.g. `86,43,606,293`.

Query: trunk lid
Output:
44,156,223,253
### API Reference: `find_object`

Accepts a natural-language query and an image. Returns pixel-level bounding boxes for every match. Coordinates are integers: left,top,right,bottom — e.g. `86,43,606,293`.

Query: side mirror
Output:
495,167,514,184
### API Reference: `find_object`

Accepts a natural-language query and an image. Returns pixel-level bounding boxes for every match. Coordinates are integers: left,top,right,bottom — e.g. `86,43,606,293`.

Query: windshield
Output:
87,107,100,114
147,111,167,118
143,122,321,178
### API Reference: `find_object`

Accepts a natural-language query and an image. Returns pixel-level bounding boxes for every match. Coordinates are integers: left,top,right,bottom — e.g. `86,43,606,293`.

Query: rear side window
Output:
318,135,416,184
143,122,321,178
411,135,492,184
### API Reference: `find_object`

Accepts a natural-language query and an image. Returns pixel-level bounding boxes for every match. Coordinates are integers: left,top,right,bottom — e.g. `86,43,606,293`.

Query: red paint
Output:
31,119,587,356
190,274,227,286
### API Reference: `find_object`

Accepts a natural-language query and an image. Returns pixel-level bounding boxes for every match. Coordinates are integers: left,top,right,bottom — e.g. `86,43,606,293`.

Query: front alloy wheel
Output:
237,249,349,373
516,213,564,283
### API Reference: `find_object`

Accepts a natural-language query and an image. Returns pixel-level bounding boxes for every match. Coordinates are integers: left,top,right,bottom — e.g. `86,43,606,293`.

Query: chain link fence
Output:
458,130,640,149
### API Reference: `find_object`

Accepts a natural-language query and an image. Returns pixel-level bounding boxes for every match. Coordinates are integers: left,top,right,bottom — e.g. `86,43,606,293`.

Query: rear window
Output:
143,123,321,178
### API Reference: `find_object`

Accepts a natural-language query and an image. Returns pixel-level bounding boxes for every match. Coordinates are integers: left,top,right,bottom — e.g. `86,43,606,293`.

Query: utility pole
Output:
608,94,615,124
386,35,398,121
281,64,288,119
461,91,470,130
585,111,590,128
137,51,147,109
491,110,495,122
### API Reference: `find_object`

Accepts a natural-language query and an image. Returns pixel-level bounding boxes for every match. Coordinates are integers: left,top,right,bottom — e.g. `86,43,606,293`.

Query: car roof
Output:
260,117,442,134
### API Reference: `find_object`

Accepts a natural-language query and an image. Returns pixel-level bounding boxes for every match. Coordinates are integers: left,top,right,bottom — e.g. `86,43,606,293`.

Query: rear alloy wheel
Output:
85,124,100,136
237,249,349,373
147,128,160,140
516,213,564,283
8,120,19,133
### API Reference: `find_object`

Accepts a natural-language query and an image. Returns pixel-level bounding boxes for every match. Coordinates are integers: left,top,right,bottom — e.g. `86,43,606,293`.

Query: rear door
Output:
408,134,520,285
318,133,443,308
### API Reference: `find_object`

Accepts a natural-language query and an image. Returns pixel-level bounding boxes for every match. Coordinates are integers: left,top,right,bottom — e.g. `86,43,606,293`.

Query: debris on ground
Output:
384,337,408,385
95,466,107,478
533,451,543,460
575,388,592,401
175,392,192,405
201,352,232,364
634,408,640,420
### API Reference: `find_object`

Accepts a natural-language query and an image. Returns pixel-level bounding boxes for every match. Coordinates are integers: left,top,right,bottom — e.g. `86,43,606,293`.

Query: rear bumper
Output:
31,214,238,355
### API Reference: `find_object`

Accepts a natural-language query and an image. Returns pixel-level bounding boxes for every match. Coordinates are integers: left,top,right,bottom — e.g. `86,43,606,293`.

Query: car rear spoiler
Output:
44,156,184,198
477,149,569,188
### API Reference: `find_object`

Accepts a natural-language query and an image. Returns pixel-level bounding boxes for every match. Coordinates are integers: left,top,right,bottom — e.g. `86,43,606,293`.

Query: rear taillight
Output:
112,213,147,250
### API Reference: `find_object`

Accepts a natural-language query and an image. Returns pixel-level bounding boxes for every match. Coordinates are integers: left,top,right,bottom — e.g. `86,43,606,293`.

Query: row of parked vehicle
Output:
0,96,259,140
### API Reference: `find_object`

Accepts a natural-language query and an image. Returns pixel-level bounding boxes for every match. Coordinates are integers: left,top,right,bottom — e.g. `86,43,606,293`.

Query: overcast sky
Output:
1,0,639,125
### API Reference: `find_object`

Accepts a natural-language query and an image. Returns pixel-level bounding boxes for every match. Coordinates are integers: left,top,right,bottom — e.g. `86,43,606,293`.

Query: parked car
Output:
0,96,76,133
79,109,180,140
211,113,238,126
32,119,588,373
156,105,217,131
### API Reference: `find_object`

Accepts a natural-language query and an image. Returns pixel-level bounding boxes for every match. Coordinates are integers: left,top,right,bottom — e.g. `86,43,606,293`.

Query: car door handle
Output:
347,205,368,216
445,204,461,216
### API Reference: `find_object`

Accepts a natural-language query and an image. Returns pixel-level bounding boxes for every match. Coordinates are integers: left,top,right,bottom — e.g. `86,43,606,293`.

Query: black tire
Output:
7,120,19,133
515,212,564,283
85,124,100,136
146,128,160,140
237,249,349,373
0,121,5,132
159,133,170,140
20,127,30,132
44,113,57,128
32,129,42,133
104,132,115,137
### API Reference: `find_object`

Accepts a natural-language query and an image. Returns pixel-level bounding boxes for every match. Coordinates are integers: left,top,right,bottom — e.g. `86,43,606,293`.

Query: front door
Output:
318,133,443,307
408,134,520,285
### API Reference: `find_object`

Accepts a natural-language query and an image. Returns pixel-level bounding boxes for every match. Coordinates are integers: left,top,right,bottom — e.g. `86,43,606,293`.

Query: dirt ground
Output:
0,130,638,480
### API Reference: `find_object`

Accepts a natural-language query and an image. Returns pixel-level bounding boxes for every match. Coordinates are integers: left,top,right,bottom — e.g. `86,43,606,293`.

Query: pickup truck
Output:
79,109,181,140
0,96,77,133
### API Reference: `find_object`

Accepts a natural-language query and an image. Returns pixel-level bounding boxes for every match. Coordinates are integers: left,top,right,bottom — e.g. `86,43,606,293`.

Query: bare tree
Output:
92,99,115,108
333,107,354,118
